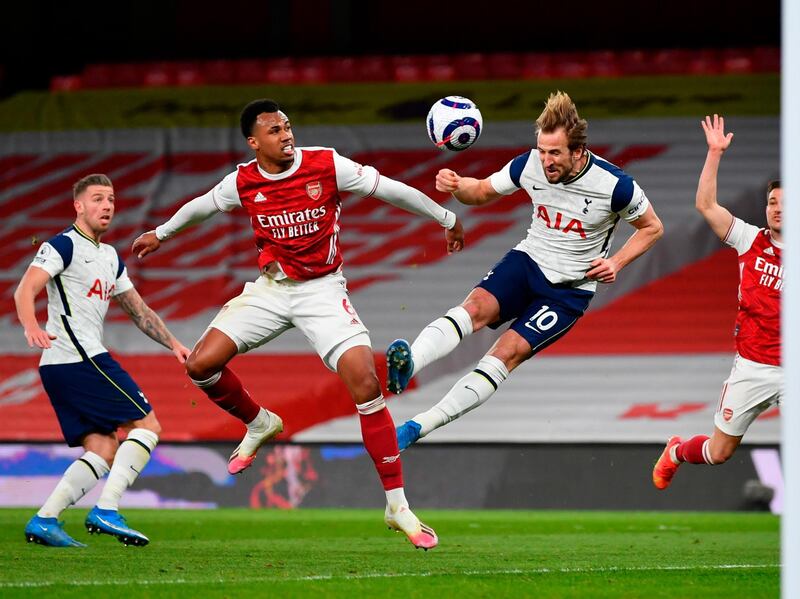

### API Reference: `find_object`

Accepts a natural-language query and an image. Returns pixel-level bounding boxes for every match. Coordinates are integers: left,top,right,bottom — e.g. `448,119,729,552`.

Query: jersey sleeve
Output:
723,217,760,255
209,171,242,212
112,253,134,296
488,151,530,195
30,237,71,277
615,180,650,222
333,151,380,197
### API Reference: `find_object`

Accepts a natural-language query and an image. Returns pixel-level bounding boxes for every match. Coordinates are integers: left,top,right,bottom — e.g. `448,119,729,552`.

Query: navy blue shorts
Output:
476,250,594,355
39,353,151,447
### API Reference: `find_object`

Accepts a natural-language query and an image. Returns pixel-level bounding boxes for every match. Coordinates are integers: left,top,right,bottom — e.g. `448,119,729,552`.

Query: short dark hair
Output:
767,180,781,196
240,99,282,138
73,174,113,199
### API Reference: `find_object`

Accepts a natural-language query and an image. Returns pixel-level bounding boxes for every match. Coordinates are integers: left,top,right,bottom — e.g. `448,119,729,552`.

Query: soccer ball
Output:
426,96,482,152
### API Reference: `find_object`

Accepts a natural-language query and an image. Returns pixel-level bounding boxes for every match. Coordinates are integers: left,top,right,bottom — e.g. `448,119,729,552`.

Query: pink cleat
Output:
228,410,284,475
653,436,683,490
384,505,438,550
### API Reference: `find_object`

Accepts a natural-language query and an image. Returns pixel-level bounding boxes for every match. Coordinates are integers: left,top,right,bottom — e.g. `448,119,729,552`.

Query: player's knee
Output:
709,445,736,464
349,371,381,403
185,351,216,381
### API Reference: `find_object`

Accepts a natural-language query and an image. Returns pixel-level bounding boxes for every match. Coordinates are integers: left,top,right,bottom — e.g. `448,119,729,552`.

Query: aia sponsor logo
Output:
306,181,322,200
723,407,733,422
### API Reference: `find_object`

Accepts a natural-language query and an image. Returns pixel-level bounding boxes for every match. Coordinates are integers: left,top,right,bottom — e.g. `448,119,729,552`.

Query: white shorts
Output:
714,354,783,436
207,272,370,372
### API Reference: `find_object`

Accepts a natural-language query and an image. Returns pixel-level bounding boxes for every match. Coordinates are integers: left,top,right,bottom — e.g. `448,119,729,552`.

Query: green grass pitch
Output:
0,509,778,598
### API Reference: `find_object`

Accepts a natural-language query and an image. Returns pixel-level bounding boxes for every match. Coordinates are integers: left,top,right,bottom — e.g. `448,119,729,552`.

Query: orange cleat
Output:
653,436,683,490
384,505,438,550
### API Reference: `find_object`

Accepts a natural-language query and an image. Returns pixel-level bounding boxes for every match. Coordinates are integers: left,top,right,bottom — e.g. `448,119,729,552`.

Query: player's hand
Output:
132,231,161,259
24,327,56,349
586,257,619,284
171,341,192,364
436,169,461,193
446,217,465,254
701,114,734,154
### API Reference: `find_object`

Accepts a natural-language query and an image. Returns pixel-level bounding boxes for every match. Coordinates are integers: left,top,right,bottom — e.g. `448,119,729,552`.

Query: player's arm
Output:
696,114,735,241
372,176,464,253
113,287,191,363
436,169,503,206
132,173,240,259
586,206,664,284
334,151,464,253
13,266,57,349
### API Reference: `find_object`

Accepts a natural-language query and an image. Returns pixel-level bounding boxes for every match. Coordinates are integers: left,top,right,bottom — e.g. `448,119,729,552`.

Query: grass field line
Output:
0,563,780,588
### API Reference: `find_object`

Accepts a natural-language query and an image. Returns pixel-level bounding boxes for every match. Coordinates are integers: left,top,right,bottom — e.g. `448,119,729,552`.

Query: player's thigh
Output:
335,343,381,402
291,274,370,371
207,277,292,354
119,410,162,435
474,250,531,326
714,355,782,436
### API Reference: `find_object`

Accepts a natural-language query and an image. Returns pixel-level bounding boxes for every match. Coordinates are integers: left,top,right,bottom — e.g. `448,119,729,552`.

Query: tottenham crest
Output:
306,181,322,200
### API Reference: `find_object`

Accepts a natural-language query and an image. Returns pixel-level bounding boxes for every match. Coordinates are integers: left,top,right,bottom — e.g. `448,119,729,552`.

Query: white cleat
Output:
384,505,438,550
227,409,283,474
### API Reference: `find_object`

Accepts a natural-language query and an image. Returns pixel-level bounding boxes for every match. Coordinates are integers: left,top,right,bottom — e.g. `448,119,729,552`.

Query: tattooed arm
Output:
113,288,191,363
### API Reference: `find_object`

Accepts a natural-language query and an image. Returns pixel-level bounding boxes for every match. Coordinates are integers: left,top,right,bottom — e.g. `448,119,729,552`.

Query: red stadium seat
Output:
453,53,489,80
266,58,298,84
203,60,236,85
235,59,268,85
391,56,424,82
50,75,82,92
486,53,521,80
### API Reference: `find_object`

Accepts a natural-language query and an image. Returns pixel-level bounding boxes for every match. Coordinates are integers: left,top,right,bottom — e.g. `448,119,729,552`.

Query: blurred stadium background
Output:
0,1,782,514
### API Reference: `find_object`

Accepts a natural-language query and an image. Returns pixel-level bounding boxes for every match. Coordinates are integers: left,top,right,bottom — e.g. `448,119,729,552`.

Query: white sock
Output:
385,487,409,512
247,407,270,430
38,451,109,518
414,355,508,436
96,428,158,511
410,306,474,376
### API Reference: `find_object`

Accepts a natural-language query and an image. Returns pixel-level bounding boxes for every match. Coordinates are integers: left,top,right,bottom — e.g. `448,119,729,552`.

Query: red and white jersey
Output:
724,217,782,366
209,147,380,281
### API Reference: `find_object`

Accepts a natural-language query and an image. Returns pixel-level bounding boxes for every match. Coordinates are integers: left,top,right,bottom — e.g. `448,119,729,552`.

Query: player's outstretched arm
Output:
372,176,465,253
13,266,57,349
132,191,223,259
114,288,191,363
436,169,502,206
697,114,735,241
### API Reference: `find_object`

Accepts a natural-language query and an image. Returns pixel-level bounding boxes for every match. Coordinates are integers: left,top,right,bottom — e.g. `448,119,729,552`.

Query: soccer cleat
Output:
228,409,284,475
85,507,149,546
396,420,422,451
24,515,86,547
386,339,414,395
384,505,438,550
653,436,683,490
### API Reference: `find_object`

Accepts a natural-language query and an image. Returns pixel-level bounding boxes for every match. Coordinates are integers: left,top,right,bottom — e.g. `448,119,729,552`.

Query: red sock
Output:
358,406,403,490
201,367,261,424
676,435,710,464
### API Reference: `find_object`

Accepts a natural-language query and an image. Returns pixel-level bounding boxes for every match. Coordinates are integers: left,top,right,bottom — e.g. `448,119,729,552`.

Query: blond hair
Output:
535,91,588,151
72,174,113,199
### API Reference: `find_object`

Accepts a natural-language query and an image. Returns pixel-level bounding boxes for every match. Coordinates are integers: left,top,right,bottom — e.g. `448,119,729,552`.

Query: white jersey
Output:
490,149,650,291
30,225,134,366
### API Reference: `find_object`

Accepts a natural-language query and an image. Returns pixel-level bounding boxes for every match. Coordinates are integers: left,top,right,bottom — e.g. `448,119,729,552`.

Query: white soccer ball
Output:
426,96,483,152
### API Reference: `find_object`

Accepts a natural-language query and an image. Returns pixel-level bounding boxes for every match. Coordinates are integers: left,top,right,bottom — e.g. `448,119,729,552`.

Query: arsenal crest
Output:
306,181,322,200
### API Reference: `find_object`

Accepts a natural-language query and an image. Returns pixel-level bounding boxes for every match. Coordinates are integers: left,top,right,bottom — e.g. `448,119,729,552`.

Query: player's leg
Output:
398,330,520,449
399,285,588,449
336,344,437,550
387,252,534,395
26,365,116,547
25,431,114,548
653,355,781,489
387,288,498,394
84,411,160,546
186,279,289,474
296,274,437,549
